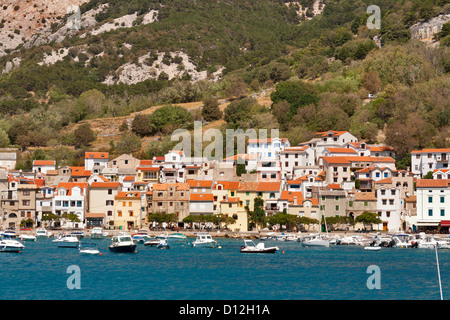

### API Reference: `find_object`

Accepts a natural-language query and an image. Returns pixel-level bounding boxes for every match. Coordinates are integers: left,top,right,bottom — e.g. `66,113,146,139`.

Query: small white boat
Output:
275,234,288,241
240,239,279,253
132,233,152,244
364,246,382,251
418,236,443,249
156,239,170,249
167,233,187,240
391,234,412,248
144,238,162,246
35,228,52,238
19,234,36,242
70,231,85,239
79,243,100,255
191,232,217,248
53,235,80,248
2,230,16,238
301,234,330,247
0,237,25,252
90,227,108,239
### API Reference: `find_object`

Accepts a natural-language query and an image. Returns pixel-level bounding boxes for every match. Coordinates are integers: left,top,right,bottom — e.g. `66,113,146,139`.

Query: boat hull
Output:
301,240,330,247
240,248,278,254
80,250,100,255
192,241,217,248
108,244,137,253
57,242,79,248
144,240,161,246
364,246,381,251
0,240,24,252
0,246,23,252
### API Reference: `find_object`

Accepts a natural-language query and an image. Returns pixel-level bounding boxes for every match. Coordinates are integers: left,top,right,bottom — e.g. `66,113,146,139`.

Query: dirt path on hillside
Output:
67,94,273,151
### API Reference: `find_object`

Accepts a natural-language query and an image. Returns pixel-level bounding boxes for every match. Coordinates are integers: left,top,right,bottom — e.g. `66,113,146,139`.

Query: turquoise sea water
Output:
1,237,449,300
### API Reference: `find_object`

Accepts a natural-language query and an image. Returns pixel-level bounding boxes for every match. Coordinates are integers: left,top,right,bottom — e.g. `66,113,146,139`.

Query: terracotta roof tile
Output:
416,179,450,188
190,193,214,201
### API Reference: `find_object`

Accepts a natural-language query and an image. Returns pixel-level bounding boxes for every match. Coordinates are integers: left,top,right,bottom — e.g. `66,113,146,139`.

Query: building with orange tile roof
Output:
189,193,214,215
53,182,88,228
149,183,190,221
85,152,109,173
433,169,450,180
299,131,358,163
414,179,450,232
411,148,450,178
32,160,56,174
113,191,142,230
88,181,122,228
247,137,290,161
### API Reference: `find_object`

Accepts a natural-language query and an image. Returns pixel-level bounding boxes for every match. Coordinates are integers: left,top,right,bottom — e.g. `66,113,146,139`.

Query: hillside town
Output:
0,130,448,234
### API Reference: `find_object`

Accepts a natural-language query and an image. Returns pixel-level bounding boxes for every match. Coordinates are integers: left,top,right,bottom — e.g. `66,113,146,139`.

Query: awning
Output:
441,220,450,227
416,221,440,226
85,213,105,219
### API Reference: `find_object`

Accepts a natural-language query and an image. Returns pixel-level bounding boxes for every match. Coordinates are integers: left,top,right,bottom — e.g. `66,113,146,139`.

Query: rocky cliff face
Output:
0,0,90,57
410,13,450,46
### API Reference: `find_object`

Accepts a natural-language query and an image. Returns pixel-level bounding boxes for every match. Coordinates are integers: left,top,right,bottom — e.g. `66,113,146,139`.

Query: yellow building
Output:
219,197,247,232
136,165,160,184
113,191,142,230
213,181,247,232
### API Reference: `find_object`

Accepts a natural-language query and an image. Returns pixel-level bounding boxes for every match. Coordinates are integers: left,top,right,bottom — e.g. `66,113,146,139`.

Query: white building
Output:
411,148,450,178
280,146,315,180
85,152,109,172
433,169,450,180
415,179,450,232
345,142,371,157
376,186,403,232
247,138,290,160
189,194,214,215
299,131,358,162
53,182,88,228
32,160,56,174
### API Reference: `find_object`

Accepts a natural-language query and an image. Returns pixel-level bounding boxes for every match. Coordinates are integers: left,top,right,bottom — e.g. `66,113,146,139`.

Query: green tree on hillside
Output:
74,123,96,148
270,80,319,120
202,97,223,122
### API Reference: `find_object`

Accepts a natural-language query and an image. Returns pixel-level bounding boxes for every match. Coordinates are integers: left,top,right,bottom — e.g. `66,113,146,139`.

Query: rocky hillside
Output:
0,0,90,57
0,0,448,167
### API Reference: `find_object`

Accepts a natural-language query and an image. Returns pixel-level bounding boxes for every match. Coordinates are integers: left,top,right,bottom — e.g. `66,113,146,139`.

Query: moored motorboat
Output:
109,235,137,253
363,246,381,251
35,228,52,238
191,232,217,248
53,235,80,248
90,227,108,239
0,237,24,252
132,233,151,244
240,239,279,253
79,242,101,255
19,234,36,241
156,239,170,249
301,234,330,247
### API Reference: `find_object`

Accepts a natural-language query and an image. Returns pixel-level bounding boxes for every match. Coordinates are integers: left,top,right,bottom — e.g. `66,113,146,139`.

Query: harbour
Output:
0,230,449,300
